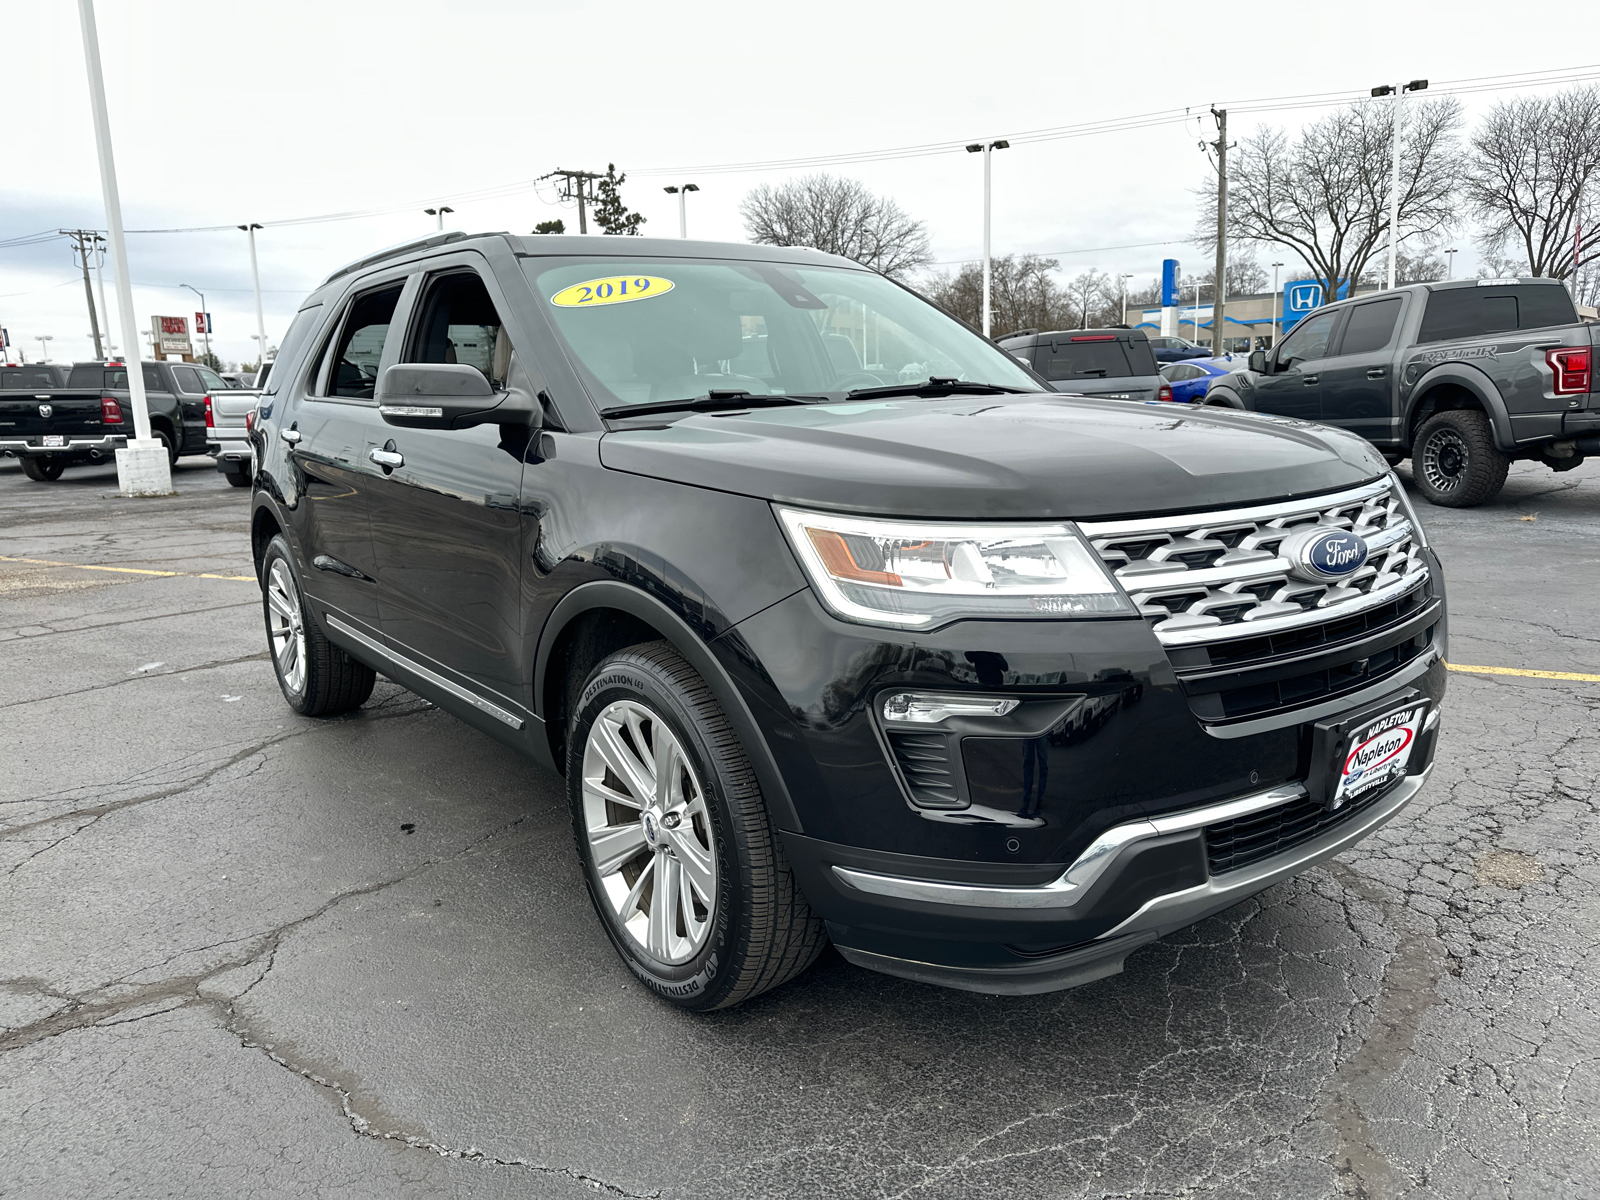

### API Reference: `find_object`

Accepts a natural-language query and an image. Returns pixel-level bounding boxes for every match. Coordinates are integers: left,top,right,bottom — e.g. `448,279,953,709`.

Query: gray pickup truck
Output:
1203,278,1598,506
204,361,268,487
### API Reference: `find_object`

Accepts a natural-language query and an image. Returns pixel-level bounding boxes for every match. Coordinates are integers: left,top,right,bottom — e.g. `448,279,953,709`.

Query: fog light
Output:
881,692,1020,724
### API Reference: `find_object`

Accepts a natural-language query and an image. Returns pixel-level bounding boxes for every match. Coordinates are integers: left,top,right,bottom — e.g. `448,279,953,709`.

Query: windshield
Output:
521,256,1041,411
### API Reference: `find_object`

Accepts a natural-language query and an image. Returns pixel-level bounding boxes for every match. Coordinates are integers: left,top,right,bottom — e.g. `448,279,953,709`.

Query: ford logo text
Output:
1282,527,1369,582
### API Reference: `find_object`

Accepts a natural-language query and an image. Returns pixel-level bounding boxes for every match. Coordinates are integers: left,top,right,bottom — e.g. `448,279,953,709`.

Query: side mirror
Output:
1247,350,1268,374
377,363,537,429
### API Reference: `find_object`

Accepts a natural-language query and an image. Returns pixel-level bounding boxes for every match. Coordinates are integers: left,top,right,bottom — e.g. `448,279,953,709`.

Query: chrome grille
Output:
1079,478,1428,648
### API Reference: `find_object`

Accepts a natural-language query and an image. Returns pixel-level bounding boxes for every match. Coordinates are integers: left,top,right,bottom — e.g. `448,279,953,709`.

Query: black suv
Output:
997,328,1164,402
250,233,1446,1009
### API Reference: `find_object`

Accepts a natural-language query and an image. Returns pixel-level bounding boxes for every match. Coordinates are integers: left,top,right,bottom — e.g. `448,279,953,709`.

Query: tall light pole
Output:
966,139,1010,337
239,223,267,370
76,0,169,493
180,283,209,365
1118,273,1133,324
662,184,699,238
1373,79,1428,290
1444,247,1458,280
1193,280,1202,344
36,335,53,361
424,206,454,230
1271,261,1284,345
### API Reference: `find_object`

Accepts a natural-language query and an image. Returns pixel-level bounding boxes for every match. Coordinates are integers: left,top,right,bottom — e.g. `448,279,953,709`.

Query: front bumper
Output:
0,434,127,458
809,739,1436,995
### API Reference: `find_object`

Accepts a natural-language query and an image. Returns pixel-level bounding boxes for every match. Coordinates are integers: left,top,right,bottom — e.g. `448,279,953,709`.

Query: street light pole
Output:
37,335,53,361
1444,247,1458,280
1119,273,1133,324
92,234,114,356
180,284,208,365
966,140,1010,337
1374,79,1428,291
76,0,169,493
239,223,267,370
424,206,454,230
662,184,699,238
1271,261,1284,346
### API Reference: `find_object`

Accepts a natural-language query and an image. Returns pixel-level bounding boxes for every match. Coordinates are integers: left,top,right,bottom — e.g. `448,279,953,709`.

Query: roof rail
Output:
321,230,507,286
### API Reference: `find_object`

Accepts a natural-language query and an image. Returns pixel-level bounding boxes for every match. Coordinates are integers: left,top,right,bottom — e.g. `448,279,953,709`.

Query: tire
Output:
568,641,825,1010
153,428,178,467
260,534,376,716
224,469,251,488
19,458,64,482
1413,409,1509,507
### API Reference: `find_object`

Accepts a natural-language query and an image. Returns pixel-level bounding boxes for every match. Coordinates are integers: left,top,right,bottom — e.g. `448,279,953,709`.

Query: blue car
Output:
1159,357,1242,403
1145,335,1211,363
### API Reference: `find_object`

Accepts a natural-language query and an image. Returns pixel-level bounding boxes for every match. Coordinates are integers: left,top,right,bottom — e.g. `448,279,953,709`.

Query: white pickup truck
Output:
204,360,270,487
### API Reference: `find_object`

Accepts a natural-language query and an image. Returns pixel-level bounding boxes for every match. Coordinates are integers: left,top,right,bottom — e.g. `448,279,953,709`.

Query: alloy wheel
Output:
265,559,307,694
581,699,718,966
1420,429,1468,494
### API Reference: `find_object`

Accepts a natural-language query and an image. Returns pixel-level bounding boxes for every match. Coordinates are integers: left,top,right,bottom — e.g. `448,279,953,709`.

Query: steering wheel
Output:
830,371,890,391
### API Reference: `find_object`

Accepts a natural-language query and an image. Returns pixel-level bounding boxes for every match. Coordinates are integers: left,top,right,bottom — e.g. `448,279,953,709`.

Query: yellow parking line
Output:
1446,661,1600,683
0,554,255,582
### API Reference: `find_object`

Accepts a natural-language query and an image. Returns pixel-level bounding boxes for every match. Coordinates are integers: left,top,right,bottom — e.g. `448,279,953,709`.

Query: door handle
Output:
368,447,403,468
280,428,301,444
1302,375,1319,385
1366,368,1387,379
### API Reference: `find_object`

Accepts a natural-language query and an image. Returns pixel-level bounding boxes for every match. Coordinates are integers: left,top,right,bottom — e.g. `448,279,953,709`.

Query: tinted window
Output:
1045,341,1132,380
261,305,319,396
1,367,56,388
1339,298,1402,355
1418,285,1578,343
67,364,163,390
173,366,204,393
320,286,402,400
406,272,513,387
197,367,230,391
1276,310,1340,367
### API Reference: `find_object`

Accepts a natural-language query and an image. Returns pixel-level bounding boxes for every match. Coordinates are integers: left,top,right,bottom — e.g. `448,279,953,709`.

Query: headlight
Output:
775,506,1134,629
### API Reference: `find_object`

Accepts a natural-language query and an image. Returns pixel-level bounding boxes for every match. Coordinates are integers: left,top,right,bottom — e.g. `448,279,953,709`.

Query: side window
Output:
318,285,403,400
1338,299,1403,356
263,303,322,396
143,364,163,392
196,367,229,392
173,366,204,394
1276,311,1340,368
405,272,512,388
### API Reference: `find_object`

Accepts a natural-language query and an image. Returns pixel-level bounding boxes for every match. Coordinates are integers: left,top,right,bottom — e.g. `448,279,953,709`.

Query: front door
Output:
1250,308,1343,420
366,264,530,703
1316,295,1406,447
291,281,409,627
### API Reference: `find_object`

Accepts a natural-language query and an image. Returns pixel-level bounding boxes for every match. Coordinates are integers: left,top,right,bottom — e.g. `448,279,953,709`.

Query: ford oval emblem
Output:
1282,526,1369,582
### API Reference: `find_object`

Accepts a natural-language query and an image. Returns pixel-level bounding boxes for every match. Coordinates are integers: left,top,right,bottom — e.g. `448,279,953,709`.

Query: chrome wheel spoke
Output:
582,776,643,811
673,829,716,904
620,854,655,918
590,820,648,876
649,854,680,958
265,587,295,620
592,718,655,807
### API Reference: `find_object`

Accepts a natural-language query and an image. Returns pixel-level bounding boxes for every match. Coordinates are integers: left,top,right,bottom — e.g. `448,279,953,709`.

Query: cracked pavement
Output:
1,454,1596,1199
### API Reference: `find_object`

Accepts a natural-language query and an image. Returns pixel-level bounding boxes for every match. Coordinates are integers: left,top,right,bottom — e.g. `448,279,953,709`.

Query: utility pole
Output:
1373,80,1428,290
1210,107,1228,354
239,223,267,368
540,169,603,234
62,229,105,359
965,139,1010,337
76,0,170,494
663,184,699,238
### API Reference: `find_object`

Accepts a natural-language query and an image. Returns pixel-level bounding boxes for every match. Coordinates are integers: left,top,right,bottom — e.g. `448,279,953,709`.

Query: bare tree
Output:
1463,86,1600,279
741,174,933,278
1212,99,1464,301
921,254,1074,334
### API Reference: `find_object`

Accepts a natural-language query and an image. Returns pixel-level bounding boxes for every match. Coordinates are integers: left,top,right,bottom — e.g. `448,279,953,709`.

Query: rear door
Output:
1250,308,1344,420
169,365,211,452
1315,295,1406,445
290,279,411,627
365,258,530,702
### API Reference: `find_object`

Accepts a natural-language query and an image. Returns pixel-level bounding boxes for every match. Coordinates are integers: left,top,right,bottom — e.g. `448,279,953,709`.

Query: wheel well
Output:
1407,383,1482,446
541,607,665,773
250,508,282,582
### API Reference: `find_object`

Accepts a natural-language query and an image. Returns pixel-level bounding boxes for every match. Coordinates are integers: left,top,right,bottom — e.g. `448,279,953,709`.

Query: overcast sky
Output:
0,0,1589,365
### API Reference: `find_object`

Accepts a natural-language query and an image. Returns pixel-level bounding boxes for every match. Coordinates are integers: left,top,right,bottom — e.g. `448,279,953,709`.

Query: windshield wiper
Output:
843,377,1037,401
599,390,823,420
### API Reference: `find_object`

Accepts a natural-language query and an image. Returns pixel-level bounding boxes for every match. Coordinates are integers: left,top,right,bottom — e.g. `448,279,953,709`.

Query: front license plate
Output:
1330,699,1431,809
41,435,64,447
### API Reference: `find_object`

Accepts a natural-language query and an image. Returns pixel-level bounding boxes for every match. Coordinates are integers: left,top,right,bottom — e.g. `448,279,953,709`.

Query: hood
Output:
597,395,1389,520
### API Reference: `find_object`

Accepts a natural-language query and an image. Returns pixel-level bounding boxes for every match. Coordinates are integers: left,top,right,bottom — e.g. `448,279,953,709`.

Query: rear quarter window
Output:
1418,285,1578,343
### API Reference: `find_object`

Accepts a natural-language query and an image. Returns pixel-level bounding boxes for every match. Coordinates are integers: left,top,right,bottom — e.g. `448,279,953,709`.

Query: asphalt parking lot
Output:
2,452,1597,1200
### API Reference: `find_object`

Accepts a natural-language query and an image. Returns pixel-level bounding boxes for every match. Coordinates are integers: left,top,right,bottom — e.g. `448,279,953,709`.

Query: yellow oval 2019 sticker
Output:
550,275,674,308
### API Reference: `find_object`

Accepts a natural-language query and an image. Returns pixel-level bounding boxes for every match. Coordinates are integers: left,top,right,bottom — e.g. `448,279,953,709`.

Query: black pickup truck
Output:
1203,278,1599,506
0,360,210,481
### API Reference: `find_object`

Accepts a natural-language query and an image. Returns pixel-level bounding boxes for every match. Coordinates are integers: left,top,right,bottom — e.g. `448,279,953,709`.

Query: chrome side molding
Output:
324,615,525,731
